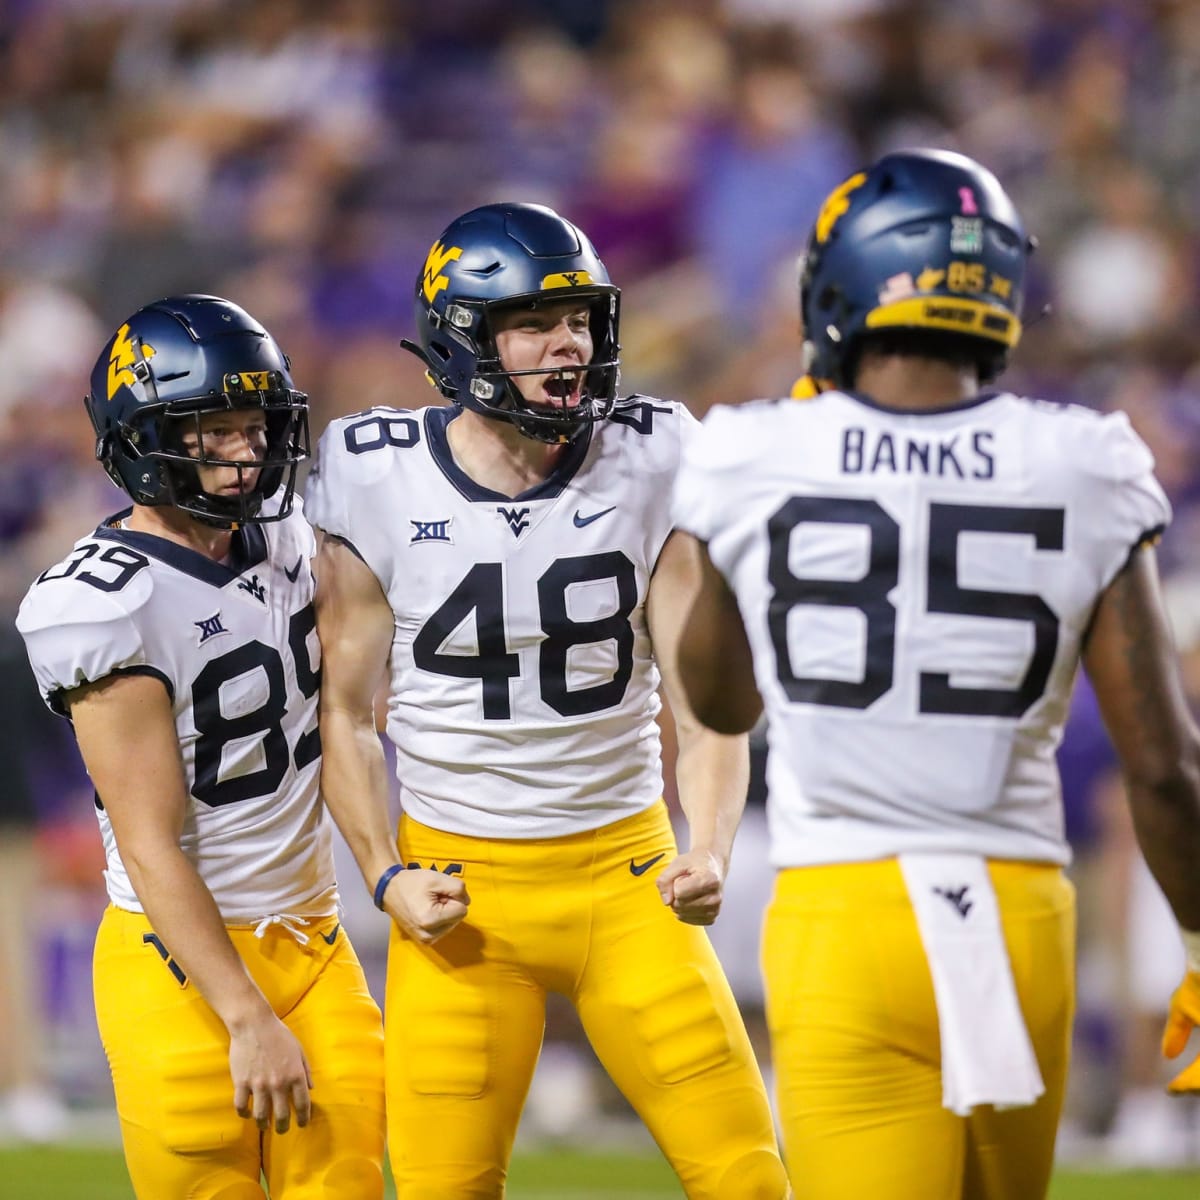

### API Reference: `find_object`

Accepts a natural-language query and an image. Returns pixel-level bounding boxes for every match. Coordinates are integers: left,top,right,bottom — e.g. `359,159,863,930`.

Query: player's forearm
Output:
1127,749,1200,931
319,706,401,889
122,845,272,1032
673,724,750,869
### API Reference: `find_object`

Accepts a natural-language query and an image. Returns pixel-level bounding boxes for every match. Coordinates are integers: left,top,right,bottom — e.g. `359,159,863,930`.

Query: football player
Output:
16,296,388,1199
668,148,1200,1199
307,203,789,1198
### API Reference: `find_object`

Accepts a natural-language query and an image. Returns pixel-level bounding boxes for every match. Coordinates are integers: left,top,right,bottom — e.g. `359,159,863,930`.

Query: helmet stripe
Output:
865,297,1022,347
540,271,594,288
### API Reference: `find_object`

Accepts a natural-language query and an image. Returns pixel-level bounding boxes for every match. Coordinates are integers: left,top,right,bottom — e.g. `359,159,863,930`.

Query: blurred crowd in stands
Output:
3,0,1200,1165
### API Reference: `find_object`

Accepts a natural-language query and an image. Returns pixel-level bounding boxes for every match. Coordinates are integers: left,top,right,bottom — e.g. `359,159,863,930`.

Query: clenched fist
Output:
381,867,470,944
656,848,727,926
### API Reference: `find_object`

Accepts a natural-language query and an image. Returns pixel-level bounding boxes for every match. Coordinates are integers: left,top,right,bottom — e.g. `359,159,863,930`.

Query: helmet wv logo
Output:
106,323,155,401
814,171,868,244
422,241,463,304
234,371,271,391
541,270,593,289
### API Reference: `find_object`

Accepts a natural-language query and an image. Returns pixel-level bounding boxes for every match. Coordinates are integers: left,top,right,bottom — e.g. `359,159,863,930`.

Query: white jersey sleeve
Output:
1072,406,1171,587
671,400,764,545
674,391,1170,868
306,406,414,589
19,571,157,715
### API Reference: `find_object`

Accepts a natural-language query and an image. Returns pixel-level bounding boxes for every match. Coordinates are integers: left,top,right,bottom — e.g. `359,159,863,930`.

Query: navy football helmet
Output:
800,149,1034,388
85,295,309,527
402,202,620,443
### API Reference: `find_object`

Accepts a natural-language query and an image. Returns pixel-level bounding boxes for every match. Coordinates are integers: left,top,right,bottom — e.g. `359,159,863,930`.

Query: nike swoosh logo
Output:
284,557,304,582
320,923,340,945
573,506,616,528
629,854,665,877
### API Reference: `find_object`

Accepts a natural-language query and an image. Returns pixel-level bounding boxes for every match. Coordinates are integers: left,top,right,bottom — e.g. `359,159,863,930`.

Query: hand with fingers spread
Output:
229,1011,313,1134
382,867,470,944
1163,969,1200,1093
656,848,727,926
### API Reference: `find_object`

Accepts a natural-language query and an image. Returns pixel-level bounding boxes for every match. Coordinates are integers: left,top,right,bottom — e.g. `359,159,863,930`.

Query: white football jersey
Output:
306,399,691,839
16,500,336,921
673,390,1171,867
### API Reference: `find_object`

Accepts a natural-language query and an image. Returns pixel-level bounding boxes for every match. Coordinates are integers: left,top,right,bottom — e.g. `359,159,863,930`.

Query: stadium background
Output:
2,0,1200,1192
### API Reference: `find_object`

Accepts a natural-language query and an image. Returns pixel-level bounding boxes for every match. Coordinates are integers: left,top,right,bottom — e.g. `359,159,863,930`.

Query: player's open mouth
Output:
539,372,582,407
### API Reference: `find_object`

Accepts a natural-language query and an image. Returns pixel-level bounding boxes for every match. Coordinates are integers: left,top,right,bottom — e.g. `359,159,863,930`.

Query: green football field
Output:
0,1146,1197,1200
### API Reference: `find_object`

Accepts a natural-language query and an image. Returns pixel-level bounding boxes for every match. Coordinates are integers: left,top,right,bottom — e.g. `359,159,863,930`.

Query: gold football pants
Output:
763,859,1074,1200
387,800,789,1199
94,905,385,1199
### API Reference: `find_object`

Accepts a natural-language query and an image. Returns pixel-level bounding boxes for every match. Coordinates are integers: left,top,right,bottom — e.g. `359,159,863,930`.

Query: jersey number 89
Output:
192,606,321,806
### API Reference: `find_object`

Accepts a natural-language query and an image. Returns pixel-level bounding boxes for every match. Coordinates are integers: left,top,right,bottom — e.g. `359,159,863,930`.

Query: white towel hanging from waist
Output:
899,852,1044,1116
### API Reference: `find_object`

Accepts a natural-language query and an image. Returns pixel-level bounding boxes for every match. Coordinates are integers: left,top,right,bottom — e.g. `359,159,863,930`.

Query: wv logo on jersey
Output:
933,884,974,920
411,518,452,545
195,612,228,645
498,506,530,538
237,575,267,603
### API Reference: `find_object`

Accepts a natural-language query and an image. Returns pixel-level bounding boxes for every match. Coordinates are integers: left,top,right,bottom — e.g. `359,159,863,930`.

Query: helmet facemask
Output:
462,291,621,444
124,372,309,528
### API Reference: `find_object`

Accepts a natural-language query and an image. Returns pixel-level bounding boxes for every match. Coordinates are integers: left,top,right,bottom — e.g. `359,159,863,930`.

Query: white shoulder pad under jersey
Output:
673,391,1171,867
307,398,694,838
16,502,335,921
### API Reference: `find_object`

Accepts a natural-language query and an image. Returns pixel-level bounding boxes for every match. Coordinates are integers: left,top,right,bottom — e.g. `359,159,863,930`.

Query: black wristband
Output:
373,863,405,910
